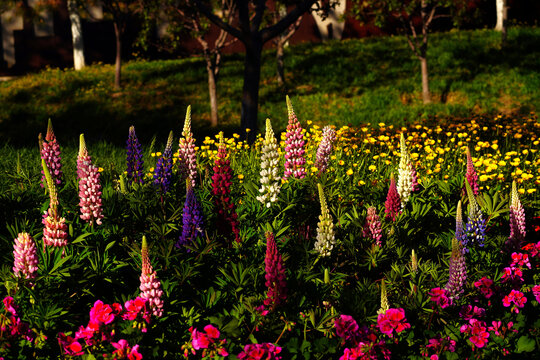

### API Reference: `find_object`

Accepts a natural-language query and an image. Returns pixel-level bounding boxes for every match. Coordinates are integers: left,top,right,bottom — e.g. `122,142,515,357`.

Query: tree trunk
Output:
501,1,508,45
276,37,285,86
205,53,219,127
420,56,431,104
67,0,85,70
495,0,504,31
113,22,122,89
241,39,262,144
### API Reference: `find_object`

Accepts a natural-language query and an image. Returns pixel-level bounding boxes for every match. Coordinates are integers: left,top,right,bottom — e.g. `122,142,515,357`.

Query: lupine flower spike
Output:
385,174,401,221
283,96,306,179
257,118,281,207
314,183,335,257
463,179,486,250
506,180,526,250
153,131,174,194
464,146,479,196
455,200,466,246
264,232,287,310
362,206,382,246
40,118,63,187
178,106,197,187
13,232,39,285
314,126,336,174
77,134,104,226
211,132,241,243
445,237,467,301
176,180,204,249
140,236,164,317
397,133,414,205
126,126,145,185
41,159,68,249
411,250,418,273
378,279,389,315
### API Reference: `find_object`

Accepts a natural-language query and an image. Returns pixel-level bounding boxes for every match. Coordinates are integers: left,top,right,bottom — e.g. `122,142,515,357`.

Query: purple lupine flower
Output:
283,96,306,179
455,200,466,247
13,233,39,284
178,106,197,187
385,174,401,221
77,134,103,226
126,125,144,185
153,131,174,194
140,236,164,317
41,159,68,249
464,147,479,196
314,126,336,174
463,179,486,250
176,182,204,249
264,232,287,310
362,207,382,246
40,119,63,187
445,237,467,301
506,180,526,251
211,132,240,243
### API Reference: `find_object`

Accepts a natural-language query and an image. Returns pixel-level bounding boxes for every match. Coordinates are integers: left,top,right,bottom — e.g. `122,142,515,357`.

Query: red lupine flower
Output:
384,175,401,221
264,232,287,310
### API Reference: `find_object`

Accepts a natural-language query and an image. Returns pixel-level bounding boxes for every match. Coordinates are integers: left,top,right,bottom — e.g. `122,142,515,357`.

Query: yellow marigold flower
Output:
358,180,366,186
368,165,376,172
98,167,104,172
373,155,380,160
515,169,523,176
339,160,345,166
498,160,506,166
346,169,353,176
238,174,244,180
522,149,529,155
151,152,156,157
311,166,318,173
378,122,385,127
527,188,536,194
149,167,154,172
518,188,525,194
479,174,489,182
491,144,498,150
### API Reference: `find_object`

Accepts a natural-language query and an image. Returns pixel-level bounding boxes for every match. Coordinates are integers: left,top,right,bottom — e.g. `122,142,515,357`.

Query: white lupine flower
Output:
314,183,335,257
397,133,413,205
257,119,281,207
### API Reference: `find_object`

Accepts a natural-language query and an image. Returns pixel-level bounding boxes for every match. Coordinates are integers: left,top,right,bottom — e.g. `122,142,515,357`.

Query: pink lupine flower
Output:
41,159,68,249
283,95,306,179
139,236,164,317
178,106,197,187
77,134,104,226
444,238,467,301
507,181,526,250
238,342,282,360
377,308,411,338
314,126,336,174
460,319,489,349
40,119,63,187
502,289,527,313
474,277,494,298
264,232,287,310
384,175,401,221
428,287,452,308
362,207,382,246
464,146,479,196
12,232,39,283
111,339,143,360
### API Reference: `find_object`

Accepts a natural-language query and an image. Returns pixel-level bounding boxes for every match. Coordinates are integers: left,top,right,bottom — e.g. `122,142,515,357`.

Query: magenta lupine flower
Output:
283,96,306,179
460,319,489,349
42,159,68,249
474,277,494,299
126,126,145,185
384,174,401,221
211,132,240,243
40,119,63,187
428,287,452,308
506,181,526,251
12,232,39,284
464,146,479,196
111,339,143,360
77,134,104,226
238,343,282,360
502,289,527,313
444,238,467,301
362,207,382,246
377,308,411,338
178,106,197,187
314,126,336,174
139,236,164,317
264,232,287,310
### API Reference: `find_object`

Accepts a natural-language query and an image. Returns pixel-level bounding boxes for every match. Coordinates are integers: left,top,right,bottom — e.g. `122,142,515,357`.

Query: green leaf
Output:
516,335,536,353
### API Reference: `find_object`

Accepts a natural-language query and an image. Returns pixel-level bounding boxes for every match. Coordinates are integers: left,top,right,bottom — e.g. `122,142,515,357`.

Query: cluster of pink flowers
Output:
384,176,401,222
460,319,489,349
111,339,143,360
182,324,228,358
264,232,287,310
238,343,282,360
77,134,104,226
178,106,198,187
502,289,527,313
334,315,389,360
12,232,39,284
1,297,35,345
335,315,361,344
421,335,456,359
41,159,68,249
474,277,494,299
140,236,164,317
40,119,63,187
506,181,526,250
464,147,479,196
533,284,540,303
314,126,336,174
428,288,452,309
459,305,485,320
501,253,530,285
283,96,306,179
377,308,411,338
362,207,382,246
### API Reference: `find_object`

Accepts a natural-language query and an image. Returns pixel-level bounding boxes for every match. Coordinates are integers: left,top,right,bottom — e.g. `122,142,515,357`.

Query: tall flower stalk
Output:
385,174,401,222
176,181,204,249
42,159,68,249
464,146,479,196
257,118,281,207
153,131,174,194
40,119,63,187
77,134,104,226
378,279,389,315
455,200,466,246
140,236,164,317
314,183,335,257
506,180,526,251
283,96,306,179
314,126,336,174
13,233,39,285
126,126,144,185
397,133,414,205
362,207,382,247
211,132,240,243
264,232,287,310
178,106,198,187
463,179,486,250
445,237,467,301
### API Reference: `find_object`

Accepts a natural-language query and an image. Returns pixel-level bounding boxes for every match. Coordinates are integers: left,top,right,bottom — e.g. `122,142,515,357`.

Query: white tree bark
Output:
68,0,85,70
495,0,505,31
